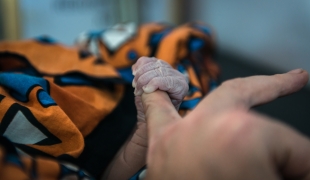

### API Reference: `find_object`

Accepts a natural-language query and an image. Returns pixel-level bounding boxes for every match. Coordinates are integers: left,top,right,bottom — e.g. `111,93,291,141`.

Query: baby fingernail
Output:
143,85,155,93
132,81,136,87
134,89,142,96
288,69,303,74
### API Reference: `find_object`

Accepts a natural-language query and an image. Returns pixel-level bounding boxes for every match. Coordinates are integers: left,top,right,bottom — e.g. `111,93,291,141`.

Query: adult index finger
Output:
189,69,309,120
222,69,309,107
142,91,181,139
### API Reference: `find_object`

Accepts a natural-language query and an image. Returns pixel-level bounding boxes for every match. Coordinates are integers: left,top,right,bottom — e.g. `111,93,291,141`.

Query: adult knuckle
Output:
221,78,244,90
219,78,251,100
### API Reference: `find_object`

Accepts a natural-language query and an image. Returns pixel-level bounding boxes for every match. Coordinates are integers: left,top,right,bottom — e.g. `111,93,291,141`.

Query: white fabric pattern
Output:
3,111,47,144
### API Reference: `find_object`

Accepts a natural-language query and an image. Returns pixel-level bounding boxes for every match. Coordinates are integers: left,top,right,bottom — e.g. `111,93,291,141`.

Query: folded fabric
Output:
0,136,94,179
0,22,219,179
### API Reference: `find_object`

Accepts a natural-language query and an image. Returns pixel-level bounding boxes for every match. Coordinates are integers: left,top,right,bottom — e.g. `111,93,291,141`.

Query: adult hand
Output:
142,69,310,179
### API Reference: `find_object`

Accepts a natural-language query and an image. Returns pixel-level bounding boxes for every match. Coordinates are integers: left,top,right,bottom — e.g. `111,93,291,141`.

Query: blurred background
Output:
1,0,310,135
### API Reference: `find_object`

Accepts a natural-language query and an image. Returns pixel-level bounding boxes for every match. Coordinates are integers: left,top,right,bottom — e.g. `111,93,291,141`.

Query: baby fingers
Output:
134,67,184,95
142,76,188,109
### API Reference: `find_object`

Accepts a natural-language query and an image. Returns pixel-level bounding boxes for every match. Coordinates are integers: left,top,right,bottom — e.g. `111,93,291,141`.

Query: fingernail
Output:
288,69,303,74
132,80,136,87
134,89,142,96
143,85,156,93
142,85,148,92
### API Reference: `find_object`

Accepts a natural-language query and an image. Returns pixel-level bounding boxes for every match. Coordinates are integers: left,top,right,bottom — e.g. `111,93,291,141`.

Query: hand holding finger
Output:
141,91,181,139
133,68,187,95
142,76,188,108
132,57,188,110
140,69,310,180
132,60,172,84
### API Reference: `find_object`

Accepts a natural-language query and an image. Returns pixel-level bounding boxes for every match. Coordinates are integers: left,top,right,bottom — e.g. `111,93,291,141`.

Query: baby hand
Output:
132,57,189,119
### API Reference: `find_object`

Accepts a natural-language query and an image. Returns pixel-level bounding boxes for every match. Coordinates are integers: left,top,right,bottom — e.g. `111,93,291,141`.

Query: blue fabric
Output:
88,30,104,39
192,24,211,35
59,164,94,180
149,29,171,46
188,84,200,94
180,98,202,109
189,38,205,52
0,73,49,102
35,36,57,44
59,75,93,86
37,90,56,107
17,68,40,76
117,67,134,83
129,166,146,180
5,154,24,169
128,50,138,61
177,64,186,73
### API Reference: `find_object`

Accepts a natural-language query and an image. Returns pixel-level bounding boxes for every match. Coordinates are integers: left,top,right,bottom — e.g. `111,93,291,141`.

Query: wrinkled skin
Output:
102,57,188,180
132,57,189,122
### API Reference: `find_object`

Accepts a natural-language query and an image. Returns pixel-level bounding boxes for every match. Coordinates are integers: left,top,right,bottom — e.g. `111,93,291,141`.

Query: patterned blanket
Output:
0,22,219,179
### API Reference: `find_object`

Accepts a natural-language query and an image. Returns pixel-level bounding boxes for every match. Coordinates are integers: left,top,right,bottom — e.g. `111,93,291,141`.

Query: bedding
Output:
0,22,219,179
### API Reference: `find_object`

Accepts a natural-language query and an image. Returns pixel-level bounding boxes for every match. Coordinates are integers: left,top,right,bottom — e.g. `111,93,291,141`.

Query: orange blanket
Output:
0,22,219,179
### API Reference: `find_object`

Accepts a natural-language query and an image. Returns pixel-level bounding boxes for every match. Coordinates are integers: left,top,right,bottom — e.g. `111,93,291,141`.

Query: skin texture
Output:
102,57,188,180
132,57,189,122
141,68,310,179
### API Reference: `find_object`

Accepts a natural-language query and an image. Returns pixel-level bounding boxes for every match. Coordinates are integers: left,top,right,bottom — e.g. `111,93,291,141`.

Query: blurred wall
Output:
3,0,182,45
2,0,182,44
0,0,20,40
18,0,119,45
187,0,310,85
138,0,185,24
3,0,310,87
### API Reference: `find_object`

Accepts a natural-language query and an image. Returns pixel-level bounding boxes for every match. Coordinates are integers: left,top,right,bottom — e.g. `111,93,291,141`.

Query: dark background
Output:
216,51,310,138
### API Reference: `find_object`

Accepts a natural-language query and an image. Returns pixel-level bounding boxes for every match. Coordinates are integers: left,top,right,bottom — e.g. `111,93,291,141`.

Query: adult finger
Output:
135,96,145,122
223,69,309,107
274,127,310,179
141,91,181,138
250,112,310,179
192,69,308,118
